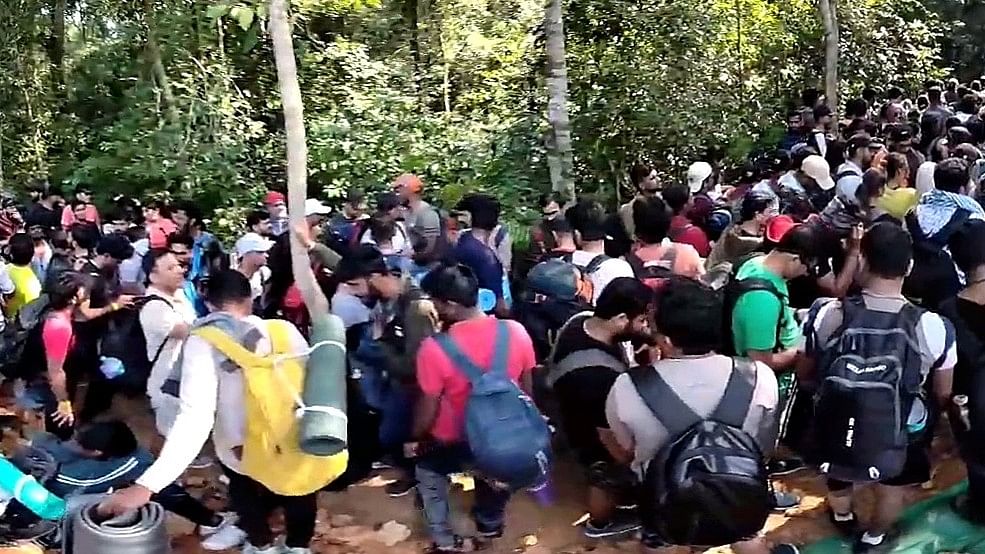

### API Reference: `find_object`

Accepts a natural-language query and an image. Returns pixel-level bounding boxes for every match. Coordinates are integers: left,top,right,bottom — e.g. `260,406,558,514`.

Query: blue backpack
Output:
434,321,552,489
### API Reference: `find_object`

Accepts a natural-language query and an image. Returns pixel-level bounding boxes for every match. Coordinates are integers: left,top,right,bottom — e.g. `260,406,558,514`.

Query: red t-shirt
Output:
669,215,711,257
147,218,178,249
41,312,74,366
416,317,536,443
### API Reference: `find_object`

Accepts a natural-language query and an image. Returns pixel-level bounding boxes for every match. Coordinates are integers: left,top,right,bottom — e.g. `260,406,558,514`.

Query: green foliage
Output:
0,0,967,226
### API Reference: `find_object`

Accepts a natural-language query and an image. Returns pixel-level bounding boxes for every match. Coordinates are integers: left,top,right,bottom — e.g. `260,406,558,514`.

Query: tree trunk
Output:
268,0,329,318
50,0,66,88
819,0,839,111
544,0,575,205
143,0,179,123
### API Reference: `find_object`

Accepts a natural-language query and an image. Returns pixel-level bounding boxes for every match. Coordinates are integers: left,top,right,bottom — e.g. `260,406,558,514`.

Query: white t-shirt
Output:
361,221,410,255
249,266,272,301
569,250,634,304
140,286,198,428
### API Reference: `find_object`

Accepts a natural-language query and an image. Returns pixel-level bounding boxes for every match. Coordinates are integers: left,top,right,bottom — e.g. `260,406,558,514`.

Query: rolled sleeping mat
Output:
64,501,169,554
0,457,64,521
299,312,348,455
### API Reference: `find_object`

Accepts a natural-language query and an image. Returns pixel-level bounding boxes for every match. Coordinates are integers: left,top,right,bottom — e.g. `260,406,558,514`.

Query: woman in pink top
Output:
60,189,101,230
36,272,86,439
143,200,177,249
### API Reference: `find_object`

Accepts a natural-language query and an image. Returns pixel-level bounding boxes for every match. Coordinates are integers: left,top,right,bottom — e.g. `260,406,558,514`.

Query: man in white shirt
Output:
234,232,274,304
101,270,316,554
567,199,634,304
141,250,197,437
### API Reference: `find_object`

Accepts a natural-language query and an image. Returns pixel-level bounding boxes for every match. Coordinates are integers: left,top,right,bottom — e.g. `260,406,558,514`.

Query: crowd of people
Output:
0,76,983,554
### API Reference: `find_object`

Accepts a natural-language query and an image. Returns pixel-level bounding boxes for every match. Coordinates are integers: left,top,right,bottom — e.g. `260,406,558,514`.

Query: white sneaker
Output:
200,514,247,551
283,548,312,554
242,543,284,554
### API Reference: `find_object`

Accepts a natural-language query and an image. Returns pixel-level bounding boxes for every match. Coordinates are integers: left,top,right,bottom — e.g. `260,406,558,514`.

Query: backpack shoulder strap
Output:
264,319,295,355
624,252,644,277
584,254,609,275
711,358,758,427
193,326,266,370
433,320,510,382
628,365,701,437
548,348,626,387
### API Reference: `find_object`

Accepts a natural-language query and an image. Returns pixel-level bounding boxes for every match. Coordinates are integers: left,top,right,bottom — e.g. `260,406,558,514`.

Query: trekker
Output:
706,191,775,270
171,201,221,284
393,173,446,264
140,250,196,439
263,191,289,237
245,209,272,238
810,104,834,157
617,163,661,243
566,199,634,304
548,277,653,539
800,222,956,552
779,109,805,151
142,200,177,250
605,277,794,554
627,195,704,282
874,153,917,221
835,134,877,203
7,233,41,319
936,221,985,523
454,194,511,316
100,270,319,554
24,186,63,232
327,188,369,253
234,231,274,308
412,264,537,553
662,184,711,257
60,187,99,231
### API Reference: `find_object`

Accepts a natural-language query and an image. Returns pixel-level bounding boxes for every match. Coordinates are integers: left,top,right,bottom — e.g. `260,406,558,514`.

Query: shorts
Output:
826,442,931,491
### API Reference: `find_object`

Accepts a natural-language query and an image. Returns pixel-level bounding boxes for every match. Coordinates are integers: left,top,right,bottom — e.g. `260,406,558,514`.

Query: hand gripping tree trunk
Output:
269,0,348,454
544,0,575,205
818,0,839,111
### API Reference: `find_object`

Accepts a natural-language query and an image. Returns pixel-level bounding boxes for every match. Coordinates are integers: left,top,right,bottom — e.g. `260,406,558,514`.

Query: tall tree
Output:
819,0,839,110
544,0,575,204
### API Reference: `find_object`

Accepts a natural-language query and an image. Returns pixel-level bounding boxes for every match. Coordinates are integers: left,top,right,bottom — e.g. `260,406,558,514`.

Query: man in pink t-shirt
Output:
412,264,536,552
143,200,178,249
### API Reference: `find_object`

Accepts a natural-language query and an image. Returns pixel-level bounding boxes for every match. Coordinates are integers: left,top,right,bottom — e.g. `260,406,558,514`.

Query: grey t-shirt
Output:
405,201,441,239
605,355,779,476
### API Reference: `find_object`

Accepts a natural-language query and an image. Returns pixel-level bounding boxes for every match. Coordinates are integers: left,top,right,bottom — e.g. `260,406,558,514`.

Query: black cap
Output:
888,125,912,142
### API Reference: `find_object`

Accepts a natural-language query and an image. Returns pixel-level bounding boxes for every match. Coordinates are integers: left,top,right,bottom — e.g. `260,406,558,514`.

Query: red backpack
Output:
626,246,679,292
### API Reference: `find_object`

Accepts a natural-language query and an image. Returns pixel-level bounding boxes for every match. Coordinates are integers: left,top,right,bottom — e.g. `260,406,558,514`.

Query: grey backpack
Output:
811,296,925,482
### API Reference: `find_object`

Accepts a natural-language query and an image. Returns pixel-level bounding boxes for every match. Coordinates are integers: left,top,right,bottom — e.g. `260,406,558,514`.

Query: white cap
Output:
235,232,274,256
686,161,714,193
801,155,836,191
304,198,332,217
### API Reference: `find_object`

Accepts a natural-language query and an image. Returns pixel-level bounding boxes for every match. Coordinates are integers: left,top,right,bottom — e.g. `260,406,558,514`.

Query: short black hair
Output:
142,248,173,281
539,193,560,210
173,200,204,227
96,234,134,261
845,98,869,119
460,194,500,230
861,222,911,279
566,199,608,242
774,223,817,262
630,163,654,187
167,232,194,250
8,233,34,266
345,188,366,205
950,221,985,273
813,104,833,120
594,277,653,320
857,168,887,205
661,184,690,215
544,217,573,236
886,153,908,182
103,207,130,225
48,228,71,251
420,263,479,308
48,271,85,310
77,420,138,460
71,222,100,251
740,191,775,222
246,209,270,229
367,215,396,244
654,277,722,355
633,196,671,245
935,158,970,193
70,199,87,211
205,269,253,307
44,185,63,199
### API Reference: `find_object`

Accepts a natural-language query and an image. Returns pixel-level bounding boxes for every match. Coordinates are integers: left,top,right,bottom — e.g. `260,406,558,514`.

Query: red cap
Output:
264,191,286,205
392,173,423,193
765,215,798,243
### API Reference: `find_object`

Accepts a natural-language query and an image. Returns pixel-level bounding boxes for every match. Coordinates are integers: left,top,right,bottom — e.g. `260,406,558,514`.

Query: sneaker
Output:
425,535,466,553
771,545,800,554
385,478,417,497
852,531,893,553
475,524,503,540
242,543,284,554
188,454,215,470
283,549,312,554
827,509,859,536
583,517,642,539
371,460,394,471
772,490,801,512
199,515,247,551
768,457,807,477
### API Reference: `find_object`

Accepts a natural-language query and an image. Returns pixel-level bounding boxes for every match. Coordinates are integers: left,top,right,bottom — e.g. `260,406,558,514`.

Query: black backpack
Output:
720,255,786,356
630,359,771,547
903,208,969,310
99,296,173,395
810,296,925,482
0,296,51,380
625,247,677,292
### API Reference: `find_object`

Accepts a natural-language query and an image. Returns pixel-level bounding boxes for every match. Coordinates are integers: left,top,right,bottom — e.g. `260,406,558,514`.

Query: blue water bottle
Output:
99,356,125,380
0,457,65,520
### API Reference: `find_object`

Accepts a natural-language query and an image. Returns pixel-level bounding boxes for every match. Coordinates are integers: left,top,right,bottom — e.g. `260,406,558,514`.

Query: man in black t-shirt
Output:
547,277,652,540
24,186,64,231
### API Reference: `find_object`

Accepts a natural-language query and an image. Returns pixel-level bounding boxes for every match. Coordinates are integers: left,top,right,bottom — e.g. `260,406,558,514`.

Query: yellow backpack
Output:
193,319,348,496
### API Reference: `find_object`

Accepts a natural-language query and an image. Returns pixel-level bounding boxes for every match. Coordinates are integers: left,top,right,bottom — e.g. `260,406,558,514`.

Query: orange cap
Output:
393,173,423,193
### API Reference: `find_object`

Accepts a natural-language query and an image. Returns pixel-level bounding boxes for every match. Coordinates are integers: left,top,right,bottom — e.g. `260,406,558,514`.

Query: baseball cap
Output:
686,161,714,193
888,124,913,142
304,198,332,217
264,191,286,206
765,215,798,243
801,155,836,191
235,232,274,256
392,173,424,193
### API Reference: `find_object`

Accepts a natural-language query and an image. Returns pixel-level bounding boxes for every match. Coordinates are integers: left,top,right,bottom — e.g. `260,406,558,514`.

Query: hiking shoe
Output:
768,457,807,477
772,490,801,511
852,531,894,553
385,478,417,497
583,517,641,539
827,509,859,536
771,544,800,554
199,514,246,551
952,494,985,524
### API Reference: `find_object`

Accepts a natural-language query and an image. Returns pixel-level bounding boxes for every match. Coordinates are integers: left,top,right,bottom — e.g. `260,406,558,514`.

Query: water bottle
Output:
0,457,65,520
954,394,972,433
99,356,125,380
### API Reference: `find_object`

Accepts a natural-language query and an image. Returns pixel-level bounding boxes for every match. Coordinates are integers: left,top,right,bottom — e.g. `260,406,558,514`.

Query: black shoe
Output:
827,509,859,536
768,457,807,477
583,517,641,539
425,536,465,553
385,478,417,497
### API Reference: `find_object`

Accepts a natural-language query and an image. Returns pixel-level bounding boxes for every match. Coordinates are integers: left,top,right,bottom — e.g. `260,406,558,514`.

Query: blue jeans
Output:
414,444,512,548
